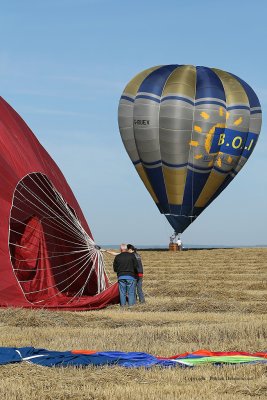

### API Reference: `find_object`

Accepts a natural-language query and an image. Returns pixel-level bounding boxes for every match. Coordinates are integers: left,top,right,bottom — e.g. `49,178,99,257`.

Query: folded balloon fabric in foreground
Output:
0,348,266,368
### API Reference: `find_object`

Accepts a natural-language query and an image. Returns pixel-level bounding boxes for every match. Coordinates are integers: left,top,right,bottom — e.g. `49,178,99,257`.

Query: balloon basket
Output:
169,243,178,251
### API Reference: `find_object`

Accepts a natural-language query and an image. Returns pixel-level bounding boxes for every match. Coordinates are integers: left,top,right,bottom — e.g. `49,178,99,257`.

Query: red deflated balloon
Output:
0,97,118,309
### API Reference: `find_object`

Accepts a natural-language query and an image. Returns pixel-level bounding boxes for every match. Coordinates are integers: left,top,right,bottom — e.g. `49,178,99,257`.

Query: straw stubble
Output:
0,248,266,399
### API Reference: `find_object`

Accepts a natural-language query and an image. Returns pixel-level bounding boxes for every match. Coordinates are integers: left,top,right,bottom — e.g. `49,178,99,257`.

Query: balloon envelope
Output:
118,65,262,233
0,97,119,309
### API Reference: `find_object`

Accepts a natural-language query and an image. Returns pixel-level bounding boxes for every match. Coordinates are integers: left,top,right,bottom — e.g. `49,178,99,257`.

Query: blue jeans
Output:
136,278,145,303
118,279,136,306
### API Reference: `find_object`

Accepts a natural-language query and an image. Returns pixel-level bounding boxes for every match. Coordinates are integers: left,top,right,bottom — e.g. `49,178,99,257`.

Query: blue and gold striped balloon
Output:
118,65,262,234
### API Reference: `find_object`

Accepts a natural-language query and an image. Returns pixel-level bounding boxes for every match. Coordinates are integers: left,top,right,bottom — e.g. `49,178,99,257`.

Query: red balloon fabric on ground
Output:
0,97,119,310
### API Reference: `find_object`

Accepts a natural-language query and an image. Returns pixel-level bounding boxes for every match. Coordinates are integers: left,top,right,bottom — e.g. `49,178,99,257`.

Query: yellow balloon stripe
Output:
162,65,196,98
123,66,162,97
161,65,196,206
163,167,187,204
195,171,226,207
212,68,249,105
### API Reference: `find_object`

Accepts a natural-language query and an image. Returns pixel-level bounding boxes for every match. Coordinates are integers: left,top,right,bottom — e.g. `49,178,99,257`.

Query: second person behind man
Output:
127,244,145,303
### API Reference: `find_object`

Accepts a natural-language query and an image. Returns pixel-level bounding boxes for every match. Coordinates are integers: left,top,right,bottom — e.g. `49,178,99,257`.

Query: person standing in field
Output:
127,244,145,303
176,237,183,251
113,244,139,307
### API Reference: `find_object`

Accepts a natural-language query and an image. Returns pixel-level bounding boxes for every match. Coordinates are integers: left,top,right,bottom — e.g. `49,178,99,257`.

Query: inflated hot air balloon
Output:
0,97,118,309
118,65,262,237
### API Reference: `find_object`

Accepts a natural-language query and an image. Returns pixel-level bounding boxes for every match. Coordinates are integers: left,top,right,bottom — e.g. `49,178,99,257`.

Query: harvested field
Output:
0,248,266,399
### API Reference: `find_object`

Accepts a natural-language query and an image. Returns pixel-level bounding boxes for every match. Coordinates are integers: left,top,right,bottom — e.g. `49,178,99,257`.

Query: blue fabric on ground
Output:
0,347,265,369
0,347,22,365
0,347,178,368
26,350,178,368
79,351,177,368
183,354,207,359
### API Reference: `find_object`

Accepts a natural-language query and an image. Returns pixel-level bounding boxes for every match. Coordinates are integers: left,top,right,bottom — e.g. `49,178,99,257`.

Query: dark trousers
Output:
136,278,145,303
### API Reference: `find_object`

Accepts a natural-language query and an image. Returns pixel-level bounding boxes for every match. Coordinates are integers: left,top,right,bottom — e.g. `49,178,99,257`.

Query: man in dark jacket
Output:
113,244,139,306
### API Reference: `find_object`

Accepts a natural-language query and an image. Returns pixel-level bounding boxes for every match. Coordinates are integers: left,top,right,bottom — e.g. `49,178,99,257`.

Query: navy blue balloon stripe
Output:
121,95,134,103
196,67,226,101
135,94,160,103
251,109,262,114
161,96,194,106
195,100,226,107
227,105,250,111
121,95,259,114
138,65,179,96
144,166,170,213
133,159,241,173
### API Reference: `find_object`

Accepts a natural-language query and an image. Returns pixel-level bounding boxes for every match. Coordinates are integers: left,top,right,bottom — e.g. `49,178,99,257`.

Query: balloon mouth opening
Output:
8,172,106,305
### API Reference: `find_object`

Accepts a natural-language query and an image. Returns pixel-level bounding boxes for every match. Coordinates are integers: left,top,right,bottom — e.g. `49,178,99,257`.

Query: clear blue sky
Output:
1,0,266,246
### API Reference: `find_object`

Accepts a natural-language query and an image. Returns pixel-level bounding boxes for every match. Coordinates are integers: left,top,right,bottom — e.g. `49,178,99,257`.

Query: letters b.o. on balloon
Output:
118,65,262,234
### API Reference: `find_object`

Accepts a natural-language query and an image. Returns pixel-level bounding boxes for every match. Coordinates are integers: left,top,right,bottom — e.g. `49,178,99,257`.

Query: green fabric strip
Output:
176,356,265,366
